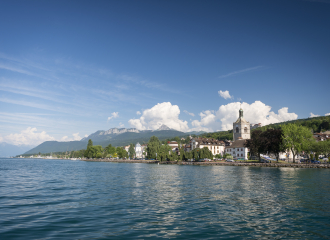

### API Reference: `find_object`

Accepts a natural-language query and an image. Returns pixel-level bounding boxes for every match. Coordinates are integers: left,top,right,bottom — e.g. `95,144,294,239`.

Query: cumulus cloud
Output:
128,102,189,132
1,127,55,146
218,90,233,100
184,110,195,116
191,110,217,132
118,122,125,128
136,111,141,115
108,112,119,121
325,113,330,116
60,132,82,142
192,101,298,131
309,112,320,118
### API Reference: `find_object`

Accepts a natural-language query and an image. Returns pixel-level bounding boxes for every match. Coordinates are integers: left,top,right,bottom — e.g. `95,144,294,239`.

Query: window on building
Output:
241,154,243,157
236,127,239,133
237,154,239,156
244,127,247,133
241,148,243,151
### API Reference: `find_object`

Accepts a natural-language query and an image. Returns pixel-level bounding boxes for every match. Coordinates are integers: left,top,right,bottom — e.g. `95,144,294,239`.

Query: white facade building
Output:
135,142,143,158
225,139,249,160
191,137,225,156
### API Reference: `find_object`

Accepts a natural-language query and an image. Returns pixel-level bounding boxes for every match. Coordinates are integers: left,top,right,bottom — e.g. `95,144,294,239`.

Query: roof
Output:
226,139,247,148
193,137,224,145
235,117,248,124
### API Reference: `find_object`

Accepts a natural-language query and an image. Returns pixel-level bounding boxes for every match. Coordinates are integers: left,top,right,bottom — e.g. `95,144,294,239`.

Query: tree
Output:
87,139,93,148
146,136,160,159
84,145,103,159
282,124,314,163
128,143,135,159
116,147,128,159
199,147,213,159
245,130,266,161
214,154,222,159
262,129,285,162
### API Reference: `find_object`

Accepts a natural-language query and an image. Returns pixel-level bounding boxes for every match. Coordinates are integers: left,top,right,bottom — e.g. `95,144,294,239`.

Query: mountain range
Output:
21,125,205,155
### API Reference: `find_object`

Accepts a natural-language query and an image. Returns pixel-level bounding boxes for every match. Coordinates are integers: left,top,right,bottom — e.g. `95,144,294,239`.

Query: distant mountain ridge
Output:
23,126,194,155
0,142,33,157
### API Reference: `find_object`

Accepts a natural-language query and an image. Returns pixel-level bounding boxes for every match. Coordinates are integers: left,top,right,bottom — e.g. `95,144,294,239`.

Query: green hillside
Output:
200,116,330,141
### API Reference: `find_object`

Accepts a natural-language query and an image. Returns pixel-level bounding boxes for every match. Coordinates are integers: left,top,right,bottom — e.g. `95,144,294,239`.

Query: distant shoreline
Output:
82,159,330,169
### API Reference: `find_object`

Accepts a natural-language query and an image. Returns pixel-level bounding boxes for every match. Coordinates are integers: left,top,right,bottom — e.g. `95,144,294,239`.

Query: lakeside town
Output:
22,108,330,166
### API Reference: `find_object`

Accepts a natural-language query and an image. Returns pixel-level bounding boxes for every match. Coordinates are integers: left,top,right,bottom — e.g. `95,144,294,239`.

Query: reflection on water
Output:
1,159,330,239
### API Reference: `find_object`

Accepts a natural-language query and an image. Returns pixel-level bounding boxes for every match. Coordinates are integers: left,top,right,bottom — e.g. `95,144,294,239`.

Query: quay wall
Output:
82,159,330,168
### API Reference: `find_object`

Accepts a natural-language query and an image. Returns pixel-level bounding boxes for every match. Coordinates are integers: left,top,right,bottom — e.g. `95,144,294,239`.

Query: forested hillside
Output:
200,116,330,141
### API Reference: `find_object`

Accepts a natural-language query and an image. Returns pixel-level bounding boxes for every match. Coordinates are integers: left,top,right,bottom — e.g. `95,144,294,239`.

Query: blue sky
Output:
0,0,329,146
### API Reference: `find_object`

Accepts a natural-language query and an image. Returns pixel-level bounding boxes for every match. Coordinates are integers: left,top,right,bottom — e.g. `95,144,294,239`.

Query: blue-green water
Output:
1,158,330,239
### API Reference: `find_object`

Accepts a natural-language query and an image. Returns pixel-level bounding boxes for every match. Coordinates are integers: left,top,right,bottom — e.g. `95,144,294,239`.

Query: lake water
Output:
1,158,330,239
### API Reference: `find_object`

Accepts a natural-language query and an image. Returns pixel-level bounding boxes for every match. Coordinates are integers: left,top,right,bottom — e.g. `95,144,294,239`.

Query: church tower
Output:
233,108,250,141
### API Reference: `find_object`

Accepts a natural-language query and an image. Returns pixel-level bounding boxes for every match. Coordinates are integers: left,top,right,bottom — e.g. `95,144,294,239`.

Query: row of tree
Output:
245,124,330,163
83,139,128,159
146,136,213,161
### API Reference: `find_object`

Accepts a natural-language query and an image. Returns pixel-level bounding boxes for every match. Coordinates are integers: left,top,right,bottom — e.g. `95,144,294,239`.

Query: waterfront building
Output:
135,142,142,158
233,108,250,142
225,138,249,160
226,108,251,160
167,141,178,151
191,137,225,156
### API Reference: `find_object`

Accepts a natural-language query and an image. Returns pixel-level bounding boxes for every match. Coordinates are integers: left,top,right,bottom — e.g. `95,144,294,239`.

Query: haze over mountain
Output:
23,125,205,155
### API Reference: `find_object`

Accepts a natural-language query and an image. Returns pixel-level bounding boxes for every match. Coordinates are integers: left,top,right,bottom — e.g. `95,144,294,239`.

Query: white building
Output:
191,137,225,156
167,141,178,151
225,138,249,160
226,108,251,160
135,142,143,158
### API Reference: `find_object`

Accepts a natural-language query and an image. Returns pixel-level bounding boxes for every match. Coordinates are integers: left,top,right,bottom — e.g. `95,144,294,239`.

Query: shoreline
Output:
82,159,330,168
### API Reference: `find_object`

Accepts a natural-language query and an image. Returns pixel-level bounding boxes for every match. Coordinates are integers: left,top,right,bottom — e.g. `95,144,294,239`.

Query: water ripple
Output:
1,159,330,239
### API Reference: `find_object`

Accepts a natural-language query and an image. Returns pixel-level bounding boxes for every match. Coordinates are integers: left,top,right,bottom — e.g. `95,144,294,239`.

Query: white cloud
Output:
107,112,119,121
191,110,217,132
218,90,233,100
1,127,55,146
183,110,195,116
128,102,189,132
60,132,82,142
325,113,330,116
309,112,320,118
136,111,141,115
192,101,298,131
119,122,125,128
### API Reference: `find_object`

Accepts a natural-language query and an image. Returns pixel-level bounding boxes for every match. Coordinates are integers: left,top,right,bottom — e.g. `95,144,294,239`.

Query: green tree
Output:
263,129,285,162
282,124,314,163
147,136,160,159
128,143,136,159
85,145,103,159
214,153,222,159
199,147,213,159
245,130,266,162
116,147,128,159
87,139,93,148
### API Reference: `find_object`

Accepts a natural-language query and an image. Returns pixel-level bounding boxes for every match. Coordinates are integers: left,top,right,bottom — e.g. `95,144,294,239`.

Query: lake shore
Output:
82,159,330,168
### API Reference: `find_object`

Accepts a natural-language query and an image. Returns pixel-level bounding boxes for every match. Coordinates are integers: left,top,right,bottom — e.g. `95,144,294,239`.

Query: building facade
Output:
233,108,251,142
225,139,249,160
191,137,225,156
